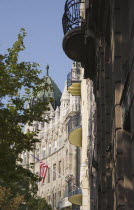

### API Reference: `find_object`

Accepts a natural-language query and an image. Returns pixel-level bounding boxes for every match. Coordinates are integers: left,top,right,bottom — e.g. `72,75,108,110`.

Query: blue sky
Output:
0,0,72,91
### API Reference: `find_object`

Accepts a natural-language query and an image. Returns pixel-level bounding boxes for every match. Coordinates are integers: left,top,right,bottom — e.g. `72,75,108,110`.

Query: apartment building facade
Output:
23,64,84,210
62,0,134,209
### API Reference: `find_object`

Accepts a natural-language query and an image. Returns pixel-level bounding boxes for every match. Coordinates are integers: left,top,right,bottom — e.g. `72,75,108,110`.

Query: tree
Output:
0,186,24,210
20,197,52,210
0,29,52,209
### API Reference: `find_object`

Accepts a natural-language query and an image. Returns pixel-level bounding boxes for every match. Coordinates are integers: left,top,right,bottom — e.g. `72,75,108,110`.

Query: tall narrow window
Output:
23,152,27,165
53,193,54,208
54,193,56,207
30,152,34,163
42,146,46,159
66,150,68,169
48,167,50,183
36,149,39,160
58,191,61,199
59,161,61,177
63,159,64,175
49,144,51,155
54,140,57,151
59,138,62,148
53,164,56,180
48,195,51,205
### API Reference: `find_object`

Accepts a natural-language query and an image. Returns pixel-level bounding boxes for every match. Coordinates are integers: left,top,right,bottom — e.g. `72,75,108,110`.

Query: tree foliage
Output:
20,197,52,210
0,29,52,209
0,186,24,210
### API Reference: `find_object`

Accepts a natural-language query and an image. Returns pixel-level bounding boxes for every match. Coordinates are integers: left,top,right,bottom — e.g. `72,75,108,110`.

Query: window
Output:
54,193,56,207
59,138,62,148
36,149,39,160
27,128,30,133
35,123,38,131
30,152,34,163
42,147,46,159
54,140,57,151
66,150,68,169
41,122,44,129
58,191,61,199
48,167,50,183
59,161,61,177
23,152,27,165
49,144,51,155
53,164,56,180
63,159,64,175
52,193,54,208
47,195,51,205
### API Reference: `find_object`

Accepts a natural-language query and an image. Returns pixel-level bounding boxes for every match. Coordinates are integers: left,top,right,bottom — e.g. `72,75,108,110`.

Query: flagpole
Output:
29,153,69,182
30,153,40,162
29,153,80,188
48,167,68,182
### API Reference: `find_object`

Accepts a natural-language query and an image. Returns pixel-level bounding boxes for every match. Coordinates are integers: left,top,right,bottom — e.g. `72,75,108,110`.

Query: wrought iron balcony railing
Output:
62,0,85,34
67,177,82,206
68,114,81,134
68,114,82,147
67,62,82,96
68,188,82,198
67,69,81,89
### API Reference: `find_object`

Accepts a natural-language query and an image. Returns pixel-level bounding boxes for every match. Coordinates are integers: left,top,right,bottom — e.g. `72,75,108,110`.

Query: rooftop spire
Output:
46,65,49,76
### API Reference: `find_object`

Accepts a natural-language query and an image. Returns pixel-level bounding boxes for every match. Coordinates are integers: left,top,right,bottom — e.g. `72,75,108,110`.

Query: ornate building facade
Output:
23,63,85,210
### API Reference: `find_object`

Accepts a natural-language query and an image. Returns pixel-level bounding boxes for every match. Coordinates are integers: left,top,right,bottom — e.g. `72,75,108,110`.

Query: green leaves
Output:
0,29,52,209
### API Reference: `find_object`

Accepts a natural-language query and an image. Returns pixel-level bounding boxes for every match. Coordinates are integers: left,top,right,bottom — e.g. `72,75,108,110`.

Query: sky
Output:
0,0,72,91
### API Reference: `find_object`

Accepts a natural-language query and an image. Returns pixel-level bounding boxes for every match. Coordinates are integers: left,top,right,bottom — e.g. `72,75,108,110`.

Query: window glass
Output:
53,164,56,180
49,144,51,155
54,140,57,151
48,168,50,183
42,146,46,158
59,161,61,177
36,149,39,159
23,152,27,165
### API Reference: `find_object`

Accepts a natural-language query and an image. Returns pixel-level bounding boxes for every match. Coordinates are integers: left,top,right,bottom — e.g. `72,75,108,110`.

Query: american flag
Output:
39,161,48,183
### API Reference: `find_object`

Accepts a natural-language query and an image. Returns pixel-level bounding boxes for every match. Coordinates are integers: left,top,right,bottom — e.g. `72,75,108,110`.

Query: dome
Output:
30,66,62,110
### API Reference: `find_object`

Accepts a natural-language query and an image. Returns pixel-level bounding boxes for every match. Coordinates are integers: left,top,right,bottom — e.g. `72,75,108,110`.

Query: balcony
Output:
62,0,86,62
58,198,72,209
68,114,82,147
68,177,82,206
67,66,81,96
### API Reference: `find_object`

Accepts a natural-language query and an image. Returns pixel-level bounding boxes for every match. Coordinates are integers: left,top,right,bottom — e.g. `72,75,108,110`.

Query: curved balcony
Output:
68,178,82,206
62,0,86,62
68,114,82,147
67,67,81,96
